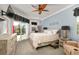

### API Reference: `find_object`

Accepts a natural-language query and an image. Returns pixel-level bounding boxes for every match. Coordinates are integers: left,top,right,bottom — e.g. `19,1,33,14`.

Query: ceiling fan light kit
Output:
32,4,48,14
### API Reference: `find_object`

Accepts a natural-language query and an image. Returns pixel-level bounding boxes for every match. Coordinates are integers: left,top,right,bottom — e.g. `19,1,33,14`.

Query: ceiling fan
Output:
32,4,48,14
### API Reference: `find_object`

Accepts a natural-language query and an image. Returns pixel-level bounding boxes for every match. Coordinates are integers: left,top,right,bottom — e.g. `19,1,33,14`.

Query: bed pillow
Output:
44,30,52,34
44,30,58,34
51,30,58,34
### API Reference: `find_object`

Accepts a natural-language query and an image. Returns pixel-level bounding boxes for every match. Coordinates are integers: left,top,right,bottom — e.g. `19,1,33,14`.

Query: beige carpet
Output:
15,40,64,55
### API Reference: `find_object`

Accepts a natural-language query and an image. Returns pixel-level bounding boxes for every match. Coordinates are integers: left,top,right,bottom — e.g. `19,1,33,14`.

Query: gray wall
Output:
41,5,79,41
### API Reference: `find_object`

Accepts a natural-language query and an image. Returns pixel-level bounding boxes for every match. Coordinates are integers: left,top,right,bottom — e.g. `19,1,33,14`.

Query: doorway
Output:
13,20,29,41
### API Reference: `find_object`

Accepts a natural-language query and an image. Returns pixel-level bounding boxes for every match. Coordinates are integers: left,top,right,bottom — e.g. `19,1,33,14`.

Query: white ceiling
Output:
0,4,72,20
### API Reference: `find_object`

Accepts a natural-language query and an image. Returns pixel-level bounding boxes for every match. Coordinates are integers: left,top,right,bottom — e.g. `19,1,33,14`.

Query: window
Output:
0,19,7,34
77,16,79,34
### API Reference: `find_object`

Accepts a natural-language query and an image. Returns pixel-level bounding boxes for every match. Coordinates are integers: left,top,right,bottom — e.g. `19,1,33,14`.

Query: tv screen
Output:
43,27,48,30
31,22,37,25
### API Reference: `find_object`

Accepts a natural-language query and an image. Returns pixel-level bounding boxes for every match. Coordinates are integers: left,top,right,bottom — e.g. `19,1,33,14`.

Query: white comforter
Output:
30,30,59,48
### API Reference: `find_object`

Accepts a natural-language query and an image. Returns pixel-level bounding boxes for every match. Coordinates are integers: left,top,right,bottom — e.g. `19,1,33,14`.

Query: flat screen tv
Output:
31,22,37,25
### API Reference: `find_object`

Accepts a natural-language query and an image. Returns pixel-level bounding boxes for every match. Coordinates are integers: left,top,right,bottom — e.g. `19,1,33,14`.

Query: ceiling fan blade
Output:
32,5,38,9
32,10,39,12
39,4,47,10
39,10,42,14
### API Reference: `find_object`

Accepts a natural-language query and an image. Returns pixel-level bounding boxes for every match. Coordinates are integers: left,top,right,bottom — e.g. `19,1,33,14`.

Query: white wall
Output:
41,4,79,41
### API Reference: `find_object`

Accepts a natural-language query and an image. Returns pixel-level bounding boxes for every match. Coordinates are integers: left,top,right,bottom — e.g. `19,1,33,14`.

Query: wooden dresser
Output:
0,33,17,55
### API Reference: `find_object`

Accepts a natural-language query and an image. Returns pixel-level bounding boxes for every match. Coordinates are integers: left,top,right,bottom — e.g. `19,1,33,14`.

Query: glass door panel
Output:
13,20,29,41
13,21,21,41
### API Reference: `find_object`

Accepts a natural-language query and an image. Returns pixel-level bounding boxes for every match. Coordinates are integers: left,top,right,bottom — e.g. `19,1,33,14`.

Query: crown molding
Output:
42,4,75,20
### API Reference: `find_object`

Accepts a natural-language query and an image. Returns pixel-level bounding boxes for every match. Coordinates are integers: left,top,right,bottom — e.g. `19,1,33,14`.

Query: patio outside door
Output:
13,20,29,41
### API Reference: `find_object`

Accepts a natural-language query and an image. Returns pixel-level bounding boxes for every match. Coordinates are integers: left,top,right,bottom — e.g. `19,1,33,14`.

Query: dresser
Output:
0,33,17,55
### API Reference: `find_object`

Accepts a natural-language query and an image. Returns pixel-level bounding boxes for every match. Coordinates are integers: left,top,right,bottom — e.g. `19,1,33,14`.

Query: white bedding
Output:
30,30,59,48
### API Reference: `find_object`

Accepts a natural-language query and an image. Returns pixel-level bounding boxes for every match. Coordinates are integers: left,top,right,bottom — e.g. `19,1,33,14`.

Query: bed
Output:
30,30,59,49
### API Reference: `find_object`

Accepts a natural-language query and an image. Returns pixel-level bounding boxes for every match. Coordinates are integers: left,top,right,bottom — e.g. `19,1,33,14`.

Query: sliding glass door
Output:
13,20,29,41
20,22,29,41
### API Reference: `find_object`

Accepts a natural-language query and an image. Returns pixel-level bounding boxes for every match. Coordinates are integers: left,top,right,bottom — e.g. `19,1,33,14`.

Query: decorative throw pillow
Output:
51,30,58,34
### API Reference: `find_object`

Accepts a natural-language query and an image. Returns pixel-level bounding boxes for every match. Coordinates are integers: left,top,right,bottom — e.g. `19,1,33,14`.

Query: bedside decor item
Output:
61,26,70,38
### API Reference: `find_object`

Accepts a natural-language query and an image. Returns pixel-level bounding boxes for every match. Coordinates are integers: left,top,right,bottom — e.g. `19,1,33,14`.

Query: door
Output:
13,20,29,41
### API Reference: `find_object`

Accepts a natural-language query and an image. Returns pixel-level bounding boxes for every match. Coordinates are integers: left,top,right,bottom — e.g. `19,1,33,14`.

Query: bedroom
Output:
0,4,79,55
